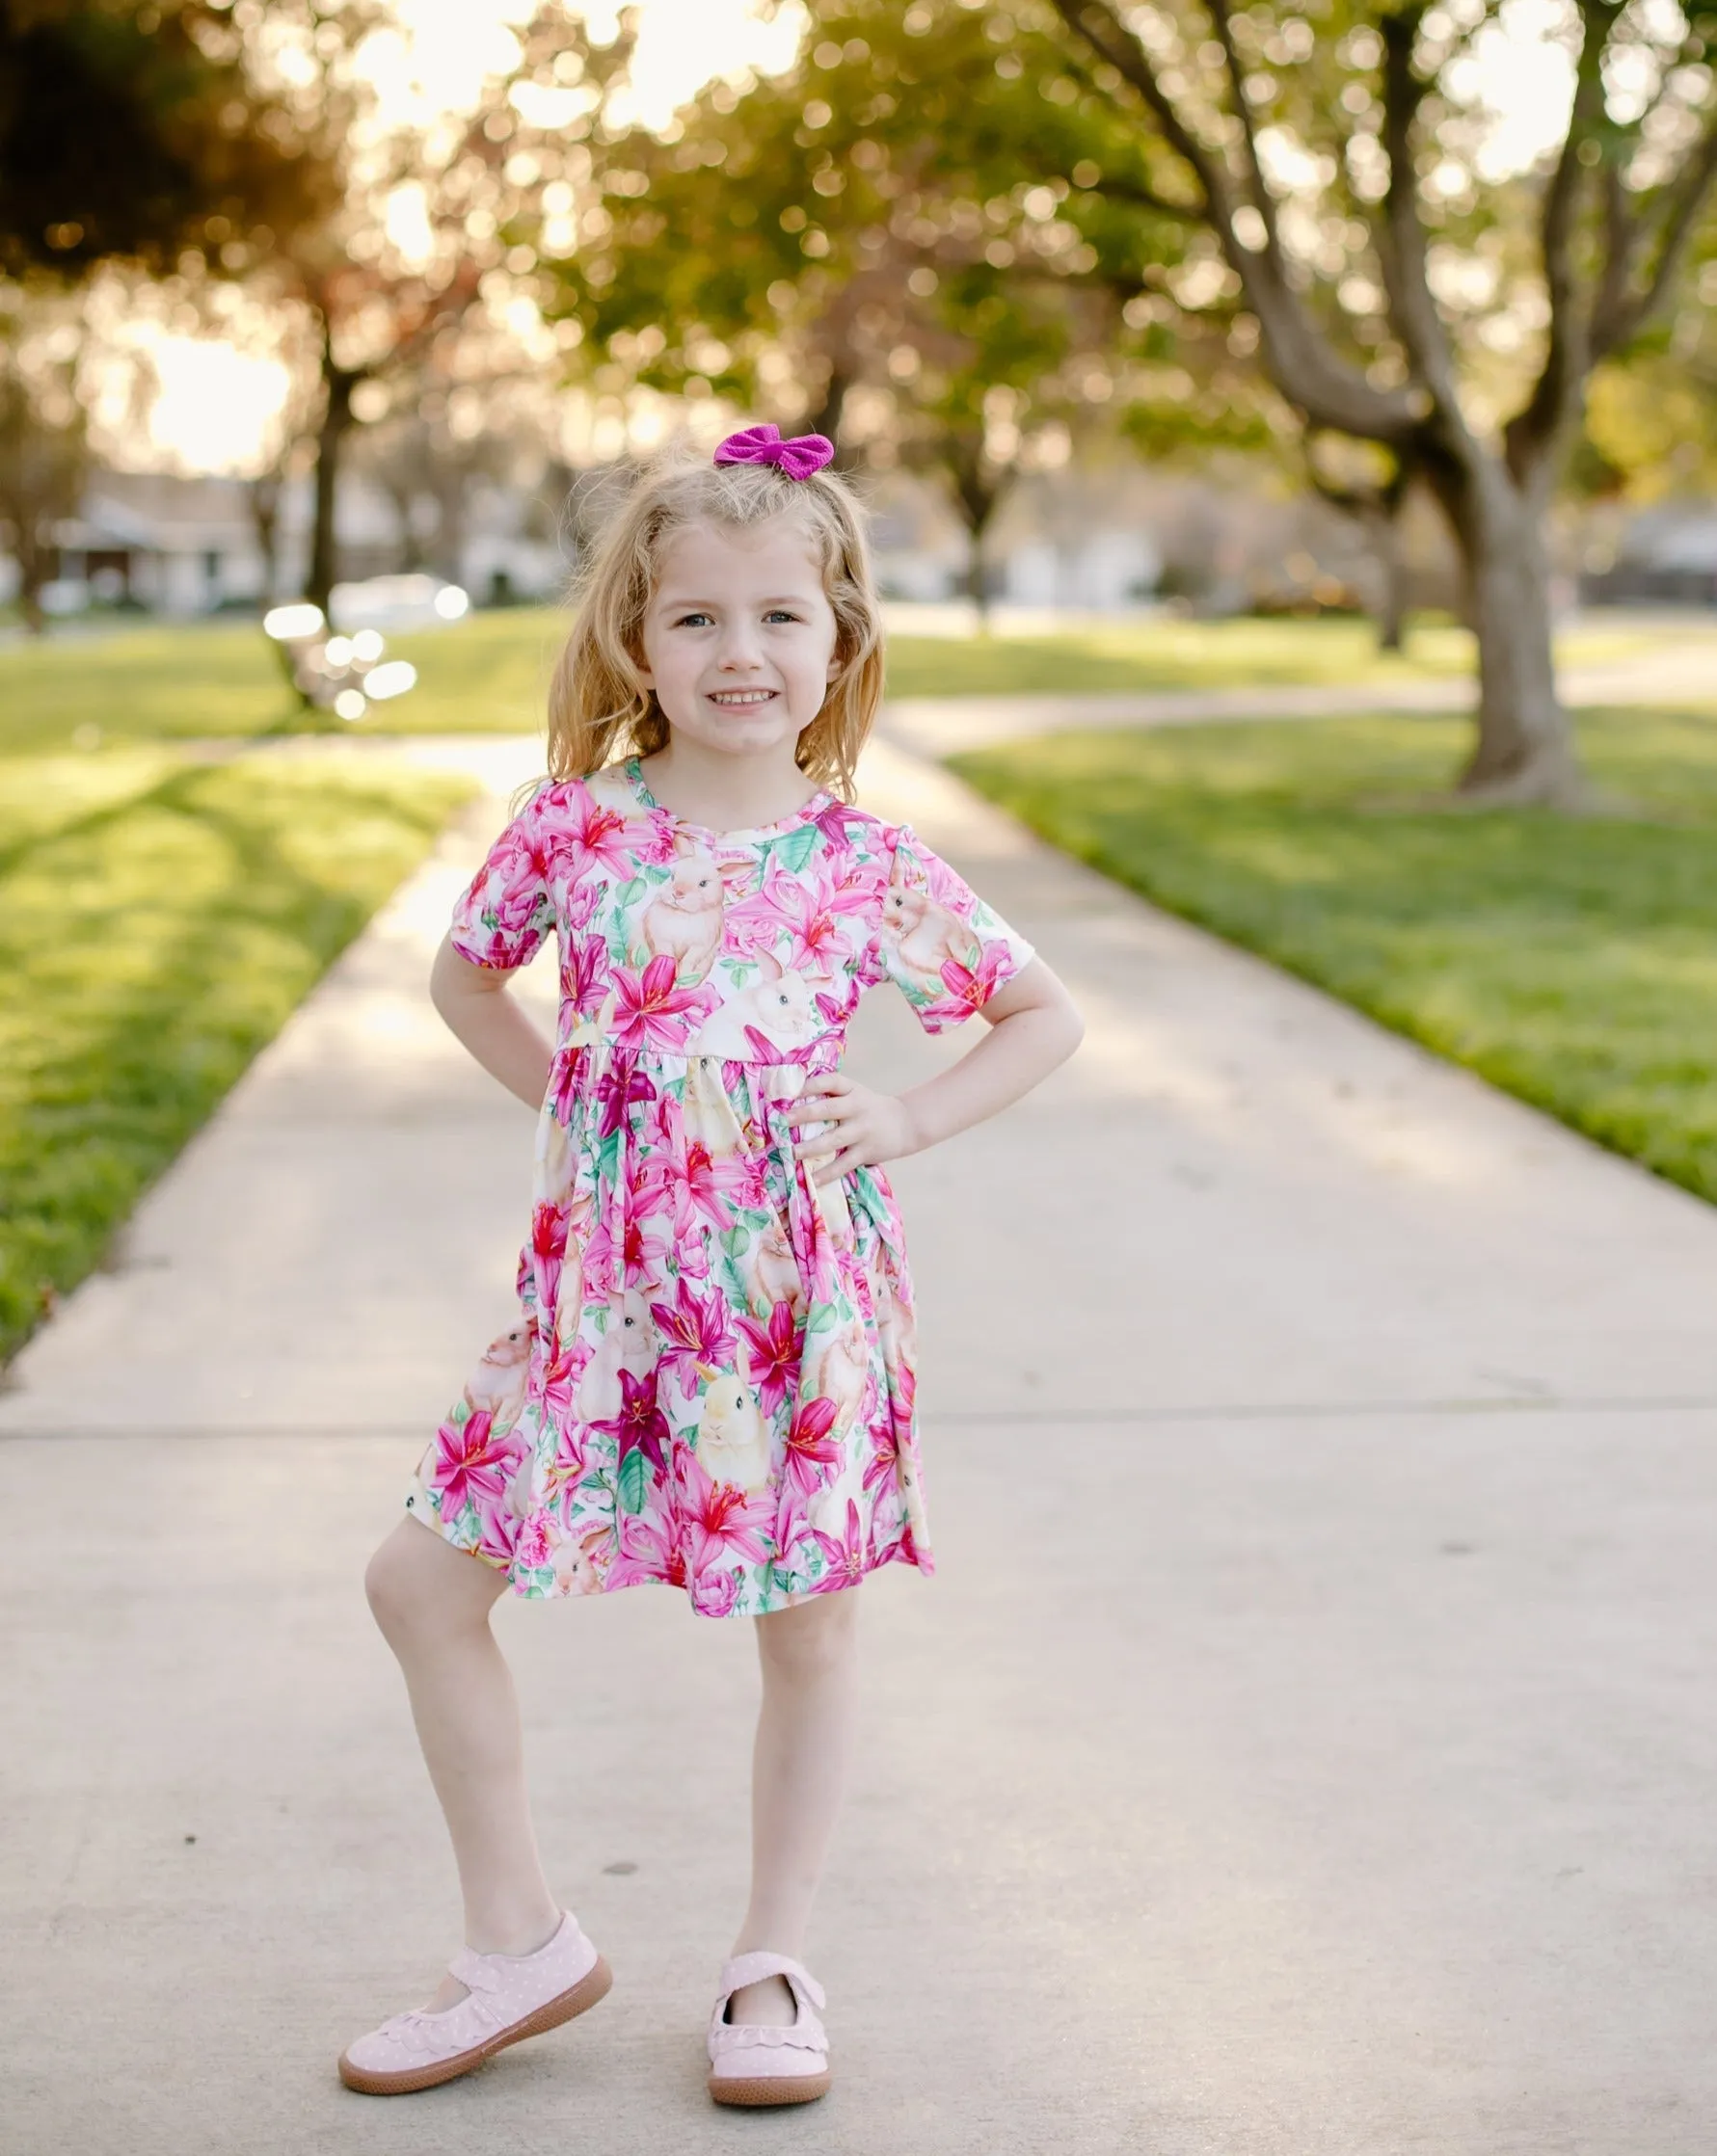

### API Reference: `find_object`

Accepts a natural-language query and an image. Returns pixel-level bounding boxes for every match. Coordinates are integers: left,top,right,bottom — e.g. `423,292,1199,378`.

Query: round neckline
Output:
624,756,833,842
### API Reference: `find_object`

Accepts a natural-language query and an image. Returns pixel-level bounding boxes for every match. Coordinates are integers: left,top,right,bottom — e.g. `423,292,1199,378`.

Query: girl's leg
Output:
727,1588,862,2025
364,1516,561,2001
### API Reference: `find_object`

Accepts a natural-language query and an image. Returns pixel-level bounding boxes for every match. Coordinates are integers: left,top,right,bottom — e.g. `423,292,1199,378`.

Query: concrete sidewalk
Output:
880,638,1716,757
7,734,1717,2154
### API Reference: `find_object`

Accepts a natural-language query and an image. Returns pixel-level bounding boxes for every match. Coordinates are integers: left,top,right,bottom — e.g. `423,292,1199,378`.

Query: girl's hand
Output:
783,1072,917,1185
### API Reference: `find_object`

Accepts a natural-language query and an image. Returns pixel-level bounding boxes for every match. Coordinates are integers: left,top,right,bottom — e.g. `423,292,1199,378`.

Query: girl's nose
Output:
715,623,765,669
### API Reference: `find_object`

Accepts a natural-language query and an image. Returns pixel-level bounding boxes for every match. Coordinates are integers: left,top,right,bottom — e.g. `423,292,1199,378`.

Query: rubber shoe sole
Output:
338,1955,612,2096
708,2066,832,2107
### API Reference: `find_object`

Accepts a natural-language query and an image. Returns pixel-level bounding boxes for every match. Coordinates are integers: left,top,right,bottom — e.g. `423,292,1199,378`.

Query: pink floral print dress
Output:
407,757,1033,1617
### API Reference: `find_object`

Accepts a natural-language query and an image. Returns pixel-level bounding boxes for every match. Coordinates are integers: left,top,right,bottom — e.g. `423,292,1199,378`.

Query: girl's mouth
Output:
707,688,778,706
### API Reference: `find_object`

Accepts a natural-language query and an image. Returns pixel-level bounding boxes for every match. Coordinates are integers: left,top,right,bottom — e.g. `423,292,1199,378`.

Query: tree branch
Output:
1374,8,1464,430
1051,0,1425,443
1505,0,1618,477
1206,0,1282,257
1093,173,1204,221
1592,105,1717,358
1048,0,1229,221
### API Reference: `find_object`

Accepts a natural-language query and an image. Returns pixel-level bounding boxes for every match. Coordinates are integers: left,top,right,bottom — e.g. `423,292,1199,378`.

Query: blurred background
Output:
6,0,1716,653
3,0,1716,1358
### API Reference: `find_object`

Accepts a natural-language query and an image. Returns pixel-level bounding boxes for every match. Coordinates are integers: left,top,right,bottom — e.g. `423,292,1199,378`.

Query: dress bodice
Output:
450,758,1033,1067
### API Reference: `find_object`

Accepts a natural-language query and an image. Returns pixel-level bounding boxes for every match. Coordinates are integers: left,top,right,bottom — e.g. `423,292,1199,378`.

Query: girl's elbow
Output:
429,939,497,1022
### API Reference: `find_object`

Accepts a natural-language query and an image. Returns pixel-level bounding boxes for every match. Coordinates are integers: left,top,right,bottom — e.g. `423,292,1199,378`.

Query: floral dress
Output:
407,757,1033,1617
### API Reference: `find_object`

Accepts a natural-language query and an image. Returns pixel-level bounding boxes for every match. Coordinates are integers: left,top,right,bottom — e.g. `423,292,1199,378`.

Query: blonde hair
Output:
547,447,885,801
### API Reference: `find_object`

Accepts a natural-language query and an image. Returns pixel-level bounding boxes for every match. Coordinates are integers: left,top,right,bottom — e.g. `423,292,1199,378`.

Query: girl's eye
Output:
765,609,802,625
673,611,713,628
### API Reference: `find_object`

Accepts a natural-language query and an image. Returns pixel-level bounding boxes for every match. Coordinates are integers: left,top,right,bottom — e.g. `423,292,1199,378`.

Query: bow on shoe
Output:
712,423,835,481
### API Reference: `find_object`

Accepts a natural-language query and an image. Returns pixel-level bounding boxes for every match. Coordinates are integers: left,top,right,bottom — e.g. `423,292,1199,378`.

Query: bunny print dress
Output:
406,758,1033,1617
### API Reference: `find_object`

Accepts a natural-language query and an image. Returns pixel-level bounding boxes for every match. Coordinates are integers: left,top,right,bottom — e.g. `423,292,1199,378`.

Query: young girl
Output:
340,424,1082,2106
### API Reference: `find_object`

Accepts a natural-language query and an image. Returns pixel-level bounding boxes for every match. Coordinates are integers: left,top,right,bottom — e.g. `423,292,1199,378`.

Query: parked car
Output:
327,574,470,633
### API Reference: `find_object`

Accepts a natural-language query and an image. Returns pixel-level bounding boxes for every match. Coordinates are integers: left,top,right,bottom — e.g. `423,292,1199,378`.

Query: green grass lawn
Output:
0,749,469,1362
952,710,1717,1207
0,607,1688,756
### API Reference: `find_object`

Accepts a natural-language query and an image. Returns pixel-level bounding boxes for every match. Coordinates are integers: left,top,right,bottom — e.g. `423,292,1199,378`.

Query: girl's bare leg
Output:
364,1516,561,2006
727,1588,862,2025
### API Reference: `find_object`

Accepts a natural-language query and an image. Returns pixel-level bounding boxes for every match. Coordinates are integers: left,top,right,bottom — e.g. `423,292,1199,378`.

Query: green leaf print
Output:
593,1126,622,1187
767,824,818,876
717,1246,752,1311
719,1223,752,1258
616,1446,648,1516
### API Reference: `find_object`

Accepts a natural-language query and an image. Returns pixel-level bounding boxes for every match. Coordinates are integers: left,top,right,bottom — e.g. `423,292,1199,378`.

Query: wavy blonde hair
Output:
546,447,885,801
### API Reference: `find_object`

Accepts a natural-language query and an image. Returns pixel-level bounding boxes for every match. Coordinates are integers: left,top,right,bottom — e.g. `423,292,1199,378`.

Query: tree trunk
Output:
248,473,283,604
383,481,426,572
307,359,358,613
430,468,467,584
1366,501,1408,652
809,366,850,453
16,538,47,634
1423,453,1587,806
946,439,1001,630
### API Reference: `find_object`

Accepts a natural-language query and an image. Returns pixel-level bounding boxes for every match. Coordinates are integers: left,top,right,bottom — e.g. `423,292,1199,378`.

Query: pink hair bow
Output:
712,422,835,481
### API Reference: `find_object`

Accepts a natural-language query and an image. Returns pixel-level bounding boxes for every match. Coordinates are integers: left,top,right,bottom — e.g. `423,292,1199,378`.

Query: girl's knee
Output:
363,1525,425,1637
757,1588,860,1684
364,1518,488,1642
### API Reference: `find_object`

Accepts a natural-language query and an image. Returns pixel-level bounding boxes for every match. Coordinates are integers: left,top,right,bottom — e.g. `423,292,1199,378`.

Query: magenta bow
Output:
712,423,835,481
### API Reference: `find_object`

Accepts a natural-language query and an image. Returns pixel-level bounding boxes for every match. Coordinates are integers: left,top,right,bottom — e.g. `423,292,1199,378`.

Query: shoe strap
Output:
448,1913,570,1995
716,1950,826,2013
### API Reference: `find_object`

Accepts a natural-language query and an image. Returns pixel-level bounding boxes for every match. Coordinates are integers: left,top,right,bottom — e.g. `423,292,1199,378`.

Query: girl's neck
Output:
636,738,820,835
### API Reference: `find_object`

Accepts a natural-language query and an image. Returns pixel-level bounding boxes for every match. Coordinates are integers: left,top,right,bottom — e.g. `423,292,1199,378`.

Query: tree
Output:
0,286,86,630
1027,0,1717,804
0,0,340,277
243,3,624,610
532,2,1148,606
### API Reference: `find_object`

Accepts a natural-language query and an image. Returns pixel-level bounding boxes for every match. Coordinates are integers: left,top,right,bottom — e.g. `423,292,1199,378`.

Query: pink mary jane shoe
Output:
338,1912,611,2096
707,1950,831,2107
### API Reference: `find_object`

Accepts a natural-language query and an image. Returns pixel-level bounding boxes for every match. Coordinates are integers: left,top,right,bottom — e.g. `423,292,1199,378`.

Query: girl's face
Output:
635,516,841,765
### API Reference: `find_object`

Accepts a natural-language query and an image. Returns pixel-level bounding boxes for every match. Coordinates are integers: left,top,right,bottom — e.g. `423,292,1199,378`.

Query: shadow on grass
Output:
1,760,464,1359
952,712,1717,1210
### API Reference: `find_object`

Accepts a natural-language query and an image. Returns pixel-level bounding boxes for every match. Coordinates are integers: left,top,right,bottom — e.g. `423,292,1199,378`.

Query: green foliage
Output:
0,749,469,1361
954,709,1717,1206
0,0,344,278
536,0,1198,536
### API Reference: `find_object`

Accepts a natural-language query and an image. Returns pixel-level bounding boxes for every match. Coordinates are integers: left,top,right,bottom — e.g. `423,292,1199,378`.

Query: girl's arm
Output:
785,956,1083,1184
430,935,555,1109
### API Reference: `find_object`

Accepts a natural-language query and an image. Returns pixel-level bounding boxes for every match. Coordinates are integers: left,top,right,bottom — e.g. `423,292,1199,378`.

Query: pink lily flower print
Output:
562,937,609,1021
610,954,714,1052
676,1137,755,1234
591,1367,672,1479
609,1508,688,1592
677,1450,774,1572
938,944,1014,1024
809,1498,873,1592
780,873,849,972
427,1409,516,1520
563,793,640,879
529,1199,570,1315
737,1299,800,1416
782,1394,842,1497
595,1054,656,1140
649,1277,737,1397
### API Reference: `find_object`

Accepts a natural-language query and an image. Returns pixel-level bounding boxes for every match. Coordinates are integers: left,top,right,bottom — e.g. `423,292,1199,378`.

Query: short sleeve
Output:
872,824,1035,1034
448,790,556,971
